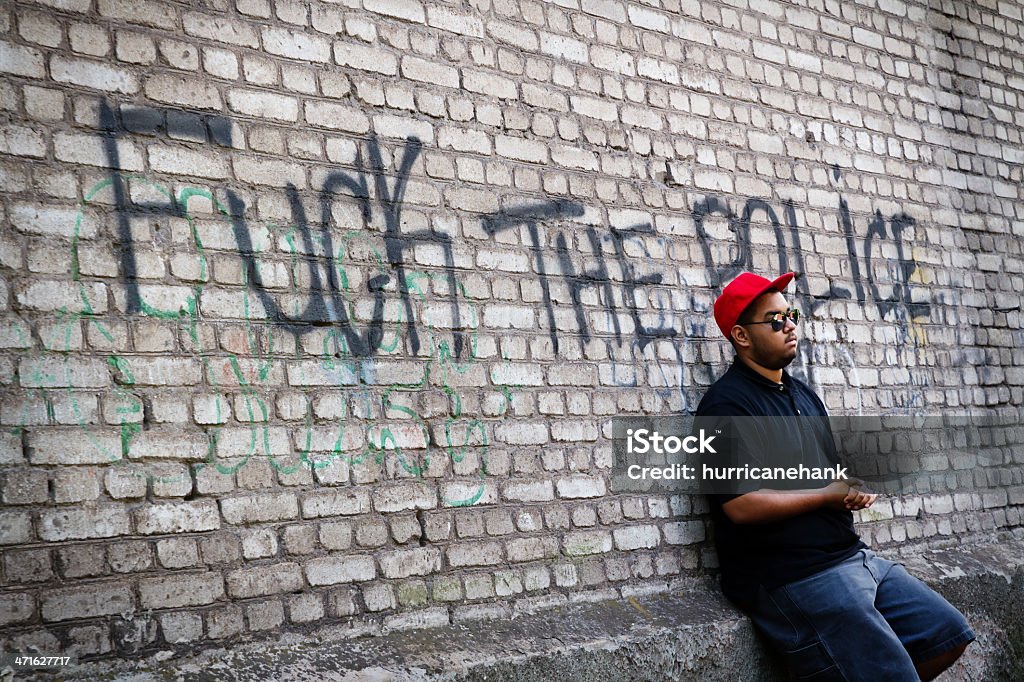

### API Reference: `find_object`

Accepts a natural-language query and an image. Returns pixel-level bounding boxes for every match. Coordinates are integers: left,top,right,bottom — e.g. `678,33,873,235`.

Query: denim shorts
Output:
749,548,975,681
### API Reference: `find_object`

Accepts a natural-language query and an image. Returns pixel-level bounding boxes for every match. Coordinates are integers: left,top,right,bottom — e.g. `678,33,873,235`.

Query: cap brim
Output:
769,272,795,292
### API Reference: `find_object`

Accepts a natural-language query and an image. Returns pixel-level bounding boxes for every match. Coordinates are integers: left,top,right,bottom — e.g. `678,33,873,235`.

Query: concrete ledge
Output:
48,536,1024,681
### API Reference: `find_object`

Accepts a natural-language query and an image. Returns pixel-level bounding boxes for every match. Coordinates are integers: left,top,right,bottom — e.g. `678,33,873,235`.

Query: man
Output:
696,271,974,681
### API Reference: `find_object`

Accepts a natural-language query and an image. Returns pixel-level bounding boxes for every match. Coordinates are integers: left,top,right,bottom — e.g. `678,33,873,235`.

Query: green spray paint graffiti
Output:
11,173,504,506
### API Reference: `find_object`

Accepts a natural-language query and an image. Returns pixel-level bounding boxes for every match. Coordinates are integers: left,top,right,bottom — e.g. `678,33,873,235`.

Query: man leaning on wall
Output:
695,271,975,681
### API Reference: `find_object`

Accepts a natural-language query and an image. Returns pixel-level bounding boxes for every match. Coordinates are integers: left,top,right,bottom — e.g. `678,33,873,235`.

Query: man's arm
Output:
722,479,877,525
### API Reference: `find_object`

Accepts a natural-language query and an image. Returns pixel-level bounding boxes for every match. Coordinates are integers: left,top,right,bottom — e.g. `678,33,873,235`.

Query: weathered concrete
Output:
38,536,1024,682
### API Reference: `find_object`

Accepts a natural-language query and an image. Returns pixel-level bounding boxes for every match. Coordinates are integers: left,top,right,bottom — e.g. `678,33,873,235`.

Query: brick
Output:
495,135,547,163
98,0,177,30
0,40,46,78
227,563,304,598
556,475,607,499
232,155,307,188
139,572,224,609
502,480,554,502
241,528,278,559
124,358,203,386
162,612,203,643
1,511,34,545
540,32,588,63
0,593,35,626
494,422,548,445
28,429,121,465
2,469,49,504
365,0,425,23
563,530,613,556
53,468,101,503
41,583,133,622
221,492,299,524
5,549,53,583
506,536,560,562
401,56,459,88
334,42,398,75
373,483,436,512
0,125,46,158
11,203,88,239
107,541,152,573
53,131,144,170
51,56,138,93
613,524,660,550
373,113,434,143
378,547,442,578
183,12,260,48
144,74,222,110
427,7,484,37
135,500,220,535
301,488,370,518
663,520,706,545
262,26,331,62
126,430,207,461
305,555,376,585
487,21,538,51
447,540,502,567
149,146,230,179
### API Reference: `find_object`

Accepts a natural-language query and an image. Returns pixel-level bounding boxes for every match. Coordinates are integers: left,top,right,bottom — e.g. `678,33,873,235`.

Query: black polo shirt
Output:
695,357,863,610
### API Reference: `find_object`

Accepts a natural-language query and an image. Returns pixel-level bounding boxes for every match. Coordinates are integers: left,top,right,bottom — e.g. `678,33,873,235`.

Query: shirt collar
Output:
731,356,793,390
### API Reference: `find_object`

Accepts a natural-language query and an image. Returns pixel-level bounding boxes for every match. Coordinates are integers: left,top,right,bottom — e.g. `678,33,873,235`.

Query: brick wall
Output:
1,0,1022,660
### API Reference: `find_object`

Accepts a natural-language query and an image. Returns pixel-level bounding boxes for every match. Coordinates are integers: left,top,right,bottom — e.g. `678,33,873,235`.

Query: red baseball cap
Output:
713,272,795,339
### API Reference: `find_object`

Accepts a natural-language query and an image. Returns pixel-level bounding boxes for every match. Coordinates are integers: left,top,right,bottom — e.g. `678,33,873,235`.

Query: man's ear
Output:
730,325,751,349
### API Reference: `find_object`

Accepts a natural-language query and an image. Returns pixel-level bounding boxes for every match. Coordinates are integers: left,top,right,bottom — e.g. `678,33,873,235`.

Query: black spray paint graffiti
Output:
95,100,934,411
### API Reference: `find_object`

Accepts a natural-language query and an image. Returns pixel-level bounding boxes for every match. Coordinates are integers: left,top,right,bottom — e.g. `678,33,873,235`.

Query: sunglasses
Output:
743,308,801,332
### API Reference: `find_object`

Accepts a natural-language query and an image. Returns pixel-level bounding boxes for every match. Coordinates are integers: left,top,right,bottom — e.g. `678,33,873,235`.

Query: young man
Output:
696,271,975,681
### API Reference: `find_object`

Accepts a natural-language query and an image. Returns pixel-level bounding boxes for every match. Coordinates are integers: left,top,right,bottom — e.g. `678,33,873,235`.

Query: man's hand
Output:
826,478,877,511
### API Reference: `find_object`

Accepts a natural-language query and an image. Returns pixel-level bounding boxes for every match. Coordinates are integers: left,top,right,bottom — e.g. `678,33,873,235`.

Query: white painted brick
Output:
28,429,120,464
144,74,222,110
486,21,538,51
628,6,669,32
556,475,606,498
401,56,459,88
19,356,109,389
438,126,491,154
262,26,331,62
364,0,426,23
334,41,398,75
183,12,260,48
613,524,660,550
305,556,375,585
379,547,442,578
232,155,307,188
540,32,588,63
227,89,299,121
0,126,45,158
136,500,220,534
51,55,138,93
494,422,548,445
302,489,370,518
582,0,626,22
54,131,143,170
0,40,46,78
663,520,706,545
38,506,131,541
10,204,87,238
149,146,230,179
304,101,371,133
373,113,434,143
41,583,133,622
495,135,547,163
427,7,484,37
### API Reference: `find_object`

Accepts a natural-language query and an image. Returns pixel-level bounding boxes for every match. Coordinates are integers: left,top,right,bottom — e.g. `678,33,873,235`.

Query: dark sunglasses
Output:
743,308,801,332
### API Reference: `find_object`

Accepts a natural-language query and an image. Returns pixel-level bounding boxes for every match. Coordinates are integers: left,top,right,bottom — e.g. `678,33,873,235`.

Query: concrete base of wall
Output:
47,535,1024,682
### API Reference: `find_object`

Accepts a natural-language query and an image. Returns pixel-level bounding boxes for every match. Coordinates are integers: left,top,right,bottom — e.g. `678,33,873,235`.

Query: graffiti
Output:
7,99,945,502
